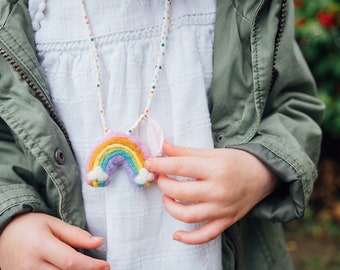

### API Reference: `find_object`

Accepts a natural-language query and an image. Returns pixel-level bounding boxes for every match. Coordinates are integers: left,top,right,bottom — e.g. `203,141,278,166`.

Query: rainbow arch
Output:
86,133,156,188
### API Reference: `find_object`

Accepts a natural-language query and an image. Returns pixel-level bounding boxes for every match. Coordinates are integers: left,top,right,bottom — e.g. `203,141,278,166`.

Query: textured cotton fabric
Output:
30,0,221,268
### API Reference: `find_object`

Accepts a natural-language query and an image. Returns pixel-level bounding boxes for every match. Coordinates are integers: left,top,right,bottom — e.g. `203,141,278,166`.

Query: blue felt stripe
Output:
102,150,139,175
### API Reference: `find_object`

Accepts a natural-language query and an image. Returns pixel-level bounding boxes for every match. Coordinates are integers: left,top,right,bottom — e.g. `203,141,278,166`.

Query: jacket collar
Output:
0,0,50,99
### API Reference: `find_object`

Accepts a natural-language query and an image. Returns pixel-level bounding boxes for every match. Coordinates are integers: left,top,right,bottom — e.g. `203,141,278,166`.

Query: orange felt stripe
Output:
88,136,145,170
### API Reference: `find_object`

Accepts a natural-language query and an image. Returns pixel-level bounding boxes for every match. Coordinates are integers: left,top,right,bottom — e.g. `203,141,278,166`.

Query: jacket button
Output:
215,133,224,143
54,148,65,165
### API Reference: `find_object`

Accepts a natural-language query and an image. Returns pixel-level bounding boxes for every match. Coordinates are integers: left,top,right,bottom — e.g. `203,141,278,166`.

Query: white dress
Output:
29,0,221,269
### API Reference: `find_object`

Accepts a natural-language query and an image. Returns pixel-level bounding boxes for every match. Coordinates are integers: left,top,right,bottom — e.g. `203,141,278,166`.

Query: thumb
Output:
48,217,104,249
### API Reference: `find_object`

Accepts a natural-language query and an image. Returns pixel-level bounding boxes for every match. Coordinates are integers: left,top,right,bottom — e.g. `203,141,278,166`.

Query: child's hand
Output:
0,212,110,270
145,142,278,245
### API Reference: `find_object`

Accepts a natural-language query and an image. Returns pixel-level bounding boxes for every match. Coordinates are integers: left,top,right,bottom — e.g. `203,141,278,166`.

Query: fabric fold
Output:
28,0,47,32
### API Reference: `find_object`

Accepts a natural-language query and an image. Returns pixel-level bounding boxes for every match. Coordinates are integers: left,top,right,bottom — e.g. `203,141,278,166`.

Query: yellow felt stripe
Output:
88,136,145,170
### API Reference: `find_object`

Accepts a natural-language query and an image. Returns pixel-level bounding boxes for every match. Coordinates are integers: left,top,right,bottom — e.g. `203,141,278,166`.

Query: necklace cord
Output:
80,0,172,136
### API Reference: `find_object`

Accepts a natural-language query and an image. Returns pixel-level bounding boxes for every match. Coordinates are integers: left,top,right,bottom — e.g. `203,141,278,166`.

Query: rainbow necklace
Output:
80,0,172,188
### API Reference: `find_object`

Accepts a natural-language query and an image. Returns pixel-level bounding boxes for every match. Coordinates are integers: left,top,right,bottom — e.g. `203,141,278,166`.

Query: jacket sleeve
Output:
231,1,324,222
0,0,87,231
210,0,325,223
0,118,52,232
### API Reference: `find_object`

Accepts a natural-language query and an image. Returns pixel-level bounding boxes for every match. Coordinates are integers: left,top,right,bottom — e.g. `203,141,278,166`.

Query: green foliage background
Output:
294,0,340,134
287,2,340,269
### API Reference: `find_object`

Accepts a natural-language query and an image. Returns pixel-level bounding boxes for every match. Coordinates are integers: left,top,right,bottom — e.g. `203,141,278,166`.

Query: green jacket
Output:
0,0,324,269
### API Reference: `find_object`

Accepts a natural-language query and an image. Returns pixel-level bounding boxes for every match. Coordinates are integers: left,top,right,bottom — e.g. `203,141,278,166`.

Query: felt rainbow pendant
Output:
86,133,156,188
81,0,171,188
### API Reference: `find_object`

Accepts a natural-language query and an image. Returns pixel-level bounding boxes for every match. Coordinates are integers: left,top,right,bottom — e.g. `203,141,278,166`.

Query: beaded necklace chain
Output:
81,0,172,188
80,0,172,135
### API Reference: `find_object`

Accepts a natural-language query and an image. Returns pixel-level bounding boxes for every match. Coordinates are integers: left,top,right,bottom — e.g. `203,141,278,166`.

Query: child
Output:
0,0,324,269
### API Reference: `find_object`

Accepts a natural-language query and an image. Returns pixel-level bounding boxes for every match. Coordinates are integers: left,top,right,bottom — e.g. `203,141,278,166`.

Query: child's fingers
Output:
162,141,217,158
42,216,110,270
146,156,211,179
161,195,222,223
157,175,212,202
39,262,60,270
43,237,109,270
47,217,104,250
173,219,229,245
163,195,209,223
0,213,110,270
